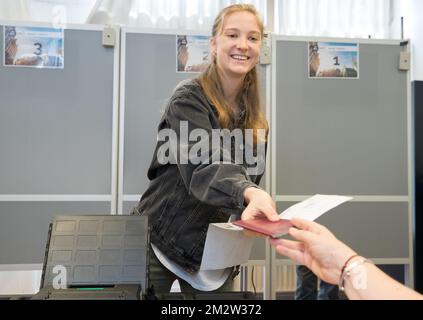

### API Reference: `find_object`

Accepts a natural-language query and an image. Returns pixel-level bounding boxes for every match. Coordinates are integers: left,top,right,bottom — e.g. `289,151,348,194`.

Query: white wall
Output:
0,0,96,24
398,0,423,81
28,0,96,24
410,0,423,80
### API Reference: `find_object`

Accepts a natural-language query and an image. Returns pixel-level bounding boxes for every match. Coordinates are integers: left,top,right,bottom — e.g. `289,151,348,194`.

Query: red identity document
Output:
233,218,293,238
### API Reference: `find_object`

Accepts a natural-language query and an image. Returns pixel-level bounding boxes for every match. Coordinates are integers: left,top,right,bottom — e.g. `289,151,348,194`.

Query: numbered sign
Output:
176,35,210,73
308,42,359,79
4,26,64,69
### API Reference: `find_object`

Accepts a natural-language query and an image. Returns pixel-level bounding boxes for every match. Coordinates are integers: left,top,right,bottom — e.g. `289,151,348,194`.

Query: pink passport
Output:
233,218,293,238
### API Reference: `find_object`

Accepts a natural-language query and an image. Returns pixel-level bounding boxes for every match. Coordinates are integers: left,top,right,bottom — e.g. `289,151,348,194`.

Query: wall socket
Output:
260,31,272,65
399,51,410,71
102,27,116,47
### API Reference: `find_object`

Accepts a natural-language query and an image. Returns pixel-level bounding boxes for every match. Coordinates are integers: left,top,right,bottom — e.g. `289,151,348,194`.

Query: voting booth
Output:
270,36,413,299
0,22,414,299
0,23,120,285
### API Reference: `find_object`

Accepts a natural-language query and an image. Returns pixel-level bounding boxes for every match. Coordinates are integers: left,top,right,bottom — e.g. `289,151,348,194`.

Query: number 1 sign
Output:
309,41,359,79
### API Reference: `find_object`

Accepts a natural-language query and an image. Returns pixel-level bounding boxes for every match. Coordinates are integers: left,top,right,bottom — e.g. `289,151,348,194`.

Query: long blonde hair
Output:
198,4,268,142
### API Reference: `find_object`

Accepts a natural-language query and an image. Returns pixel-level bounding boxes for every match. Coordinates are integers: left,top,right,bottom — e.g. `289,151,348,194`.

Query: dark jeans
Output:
295,265,339,300
148,246,235,295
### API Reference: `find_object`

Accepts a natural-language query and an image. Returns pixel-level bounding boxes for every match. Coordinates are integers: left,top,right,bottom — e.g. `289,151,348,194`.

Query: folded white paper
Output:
199,194,352,271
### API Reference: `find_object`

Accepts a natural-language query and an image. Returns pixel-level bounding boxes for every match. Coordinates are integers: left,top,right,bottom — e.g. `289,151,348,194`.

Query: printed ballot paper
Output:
200,194,352,270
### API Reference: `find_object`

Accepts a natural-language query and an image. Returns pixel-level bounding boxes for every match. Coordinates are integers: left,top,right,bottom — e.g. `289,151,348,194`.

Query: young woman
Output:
132,4,279,295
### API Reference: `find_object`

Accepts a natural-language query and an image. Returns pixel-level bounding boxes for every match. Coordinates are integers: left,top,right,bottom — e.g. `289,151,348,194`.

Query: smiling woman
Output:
200,4,267,138
212,11,261,80
131,3,279,295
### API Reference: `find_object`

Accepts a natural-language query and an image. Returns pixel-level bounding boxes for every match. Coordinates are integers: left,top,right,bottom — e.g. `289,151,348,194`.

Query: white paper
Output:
200,223,254,271
280,194,353,221
199,194,352,270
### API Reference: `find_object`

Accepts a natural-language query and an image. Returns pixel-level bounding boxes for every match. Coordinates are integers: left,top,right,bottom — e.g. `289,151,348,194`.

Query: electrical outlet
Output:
399,51,410,71
103,27,116,47
260,45,271,65
259,31,272,65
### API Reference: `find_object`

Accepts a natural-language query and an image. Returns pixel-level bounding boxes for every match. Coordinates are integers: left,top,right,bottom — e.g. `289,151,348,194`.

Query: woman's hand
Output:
241,187,279,221
270,218,357,285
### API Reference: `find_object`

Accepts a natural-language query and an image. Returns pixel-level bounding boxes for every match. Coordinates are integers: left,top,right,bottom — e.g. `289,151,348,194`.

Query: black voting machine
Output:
34,215,149,300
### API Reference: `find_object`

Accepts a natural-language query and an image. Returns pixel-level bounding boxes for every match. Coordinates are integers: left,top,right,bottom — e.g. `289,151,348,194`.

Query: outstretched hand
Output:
270,218,356,285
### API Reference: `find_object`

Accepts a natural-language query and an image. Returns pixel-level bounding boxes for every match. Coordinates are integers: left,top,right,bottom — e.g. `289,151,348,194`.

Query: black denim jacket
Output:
132,78,266,272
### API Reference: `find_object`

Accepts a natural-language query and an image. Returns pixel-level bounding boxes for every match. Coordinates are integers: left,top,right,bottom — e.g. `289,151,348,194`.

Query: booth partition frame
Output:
0,21,120,293
269,35,414,299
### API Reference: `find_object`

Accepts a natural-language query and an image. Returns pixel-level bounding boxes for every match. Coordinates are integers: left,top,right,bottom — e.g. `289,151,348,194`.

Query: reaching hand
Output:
241,187,279,221
270,218,357,285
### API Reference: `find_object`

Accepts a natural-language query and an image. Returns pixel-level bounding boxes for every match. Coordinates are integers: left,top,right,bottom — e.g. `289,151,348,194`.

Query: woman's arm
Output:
164,86,277,221
343,258,421,300
166,91,257,209
270,218,423,300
